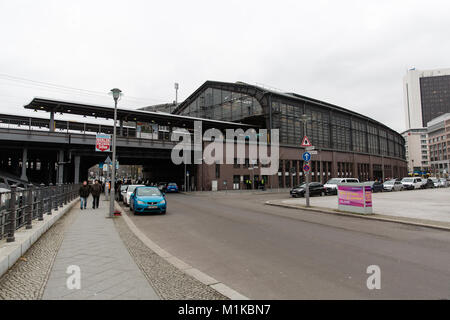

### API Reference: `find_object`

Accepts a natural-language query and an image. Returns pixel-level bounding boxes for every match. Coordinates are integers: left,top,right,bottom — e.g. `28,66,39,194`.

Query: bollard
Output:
52,184,58,211
26,184,34,228
46,185,52,215
64,184,68,205
39,183,45,219
7,185,17,242
57,183,62,208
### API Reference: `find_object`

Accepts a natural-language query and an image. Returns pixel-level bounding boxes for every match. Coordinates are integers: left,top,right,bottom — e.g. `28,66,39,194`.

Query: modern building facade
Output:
403,67,450,130
427,113,450,177
401,128,429,174
174,81,407,190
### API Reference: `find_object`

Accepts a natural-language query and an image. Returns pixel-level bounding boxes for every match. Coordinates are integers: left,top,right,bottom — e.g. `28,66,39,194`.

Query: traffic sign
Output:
303,164,311,172
96,134,111,152
302,152,311,162
301,136,312,147
105,156,112,164
305,146,315,151
310,151,318,155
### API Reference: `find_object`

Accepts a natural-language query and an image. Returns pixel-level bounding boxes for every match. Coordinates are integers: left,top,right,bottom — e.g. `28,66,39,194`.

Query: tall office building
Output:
403,67,450,130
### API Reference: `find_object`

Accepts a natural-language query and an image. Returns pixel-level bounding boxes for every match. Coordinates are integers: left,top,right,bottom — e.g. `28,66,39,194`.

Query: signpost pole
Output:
301,115,311,207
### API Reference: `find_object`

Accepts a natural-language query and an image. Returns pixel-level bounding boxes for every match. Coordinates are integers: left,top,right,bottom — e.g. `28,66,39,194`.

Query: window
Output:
215,164,220,178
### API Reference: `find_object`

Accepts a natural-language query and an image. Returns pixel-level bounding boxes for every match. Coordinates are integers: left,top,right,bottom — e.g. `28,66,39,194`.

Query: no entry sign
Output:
95,134,111,152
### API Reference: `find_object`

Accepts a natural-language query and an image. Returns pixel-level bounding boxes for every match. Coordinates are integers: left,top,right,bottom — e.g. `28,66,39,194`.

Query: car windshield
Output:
325,179,341,185
384,181,394,185
402,178,413,182
136,188,161,197
295,184,306,188
431,179,438,182
127,185,144,193
168,183,177,186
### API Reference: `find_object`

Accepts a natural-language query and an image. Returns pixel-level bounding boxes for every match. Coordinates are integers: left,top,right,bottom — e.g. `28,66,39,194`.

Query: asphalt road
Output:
122,192,450,299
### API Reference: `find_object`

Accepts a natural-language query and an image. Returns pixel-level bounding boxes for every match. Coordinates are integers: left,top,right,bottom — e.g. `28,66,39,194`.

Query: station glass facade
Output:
176,82,405,160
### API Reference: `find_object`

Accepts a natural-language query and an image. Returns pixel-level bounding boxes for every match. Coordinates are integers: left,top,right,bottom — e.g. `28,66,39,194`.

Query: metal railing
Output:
0,183,79,242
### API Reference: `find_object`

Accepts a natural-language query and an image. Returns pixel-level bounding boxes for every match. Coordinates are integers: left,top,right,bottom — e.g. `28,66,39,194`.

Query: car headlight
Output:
158,200,166,205
137,200,145,204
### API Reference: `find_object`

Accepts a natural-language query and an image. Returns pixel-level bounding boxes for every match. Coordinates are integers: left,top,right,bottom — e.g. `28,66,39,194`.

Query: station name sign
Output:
95,134,111,152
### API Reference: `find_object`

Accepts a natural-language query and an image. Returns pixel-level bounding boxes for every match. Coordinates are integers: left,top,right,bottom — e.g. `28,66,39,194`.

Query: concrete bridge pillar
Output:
20,148,28,181
74,155,80,184
50,111,55,132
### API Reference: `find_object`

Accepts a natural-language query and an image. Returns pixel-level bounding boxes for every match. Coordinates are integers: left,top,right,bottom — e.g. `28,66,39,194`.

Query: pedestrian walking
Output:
79,181,90,210
90,179,102,209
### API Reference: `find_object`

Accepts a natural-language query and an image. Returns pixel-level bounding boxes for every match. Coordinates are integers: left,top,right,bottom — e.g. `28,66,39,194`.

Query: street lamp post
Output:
109,88,122,218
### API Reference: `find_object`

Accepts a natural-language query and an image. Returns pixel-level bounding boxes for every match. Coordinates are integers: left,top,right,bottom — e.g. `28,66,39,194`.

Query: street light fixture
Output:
109,88,122,218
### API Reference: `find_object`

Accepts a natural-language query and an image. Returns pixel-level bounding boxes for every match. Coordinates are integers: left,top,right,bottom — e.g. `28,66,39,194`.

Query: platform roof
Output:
24,97,256,130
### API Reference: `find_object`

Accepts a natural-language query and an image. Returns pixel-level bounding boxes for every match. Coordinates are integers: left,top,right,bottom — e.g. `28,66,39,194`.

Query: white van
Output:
401,177,422,190
324,178,360,195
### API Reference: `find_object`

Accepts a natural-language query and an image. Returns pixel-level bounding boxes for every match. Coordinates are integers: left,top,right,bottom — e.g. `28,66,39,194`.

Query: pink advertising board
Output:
338,185,372,208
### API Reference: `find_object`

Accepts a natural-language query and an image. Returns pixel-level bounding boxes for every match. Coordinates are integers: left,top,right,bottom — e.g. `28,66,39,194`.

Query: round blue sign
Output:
302,152,311,162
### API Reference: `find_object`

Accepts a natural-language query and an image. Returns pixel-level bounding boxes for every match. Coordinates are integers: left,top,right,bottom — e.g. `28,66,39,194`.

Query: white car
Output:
401,177,422,190
430,178,440,188
383,179,403,191
124,185,145,206
439,178,450,187
324,178,359,195
120,185,128,202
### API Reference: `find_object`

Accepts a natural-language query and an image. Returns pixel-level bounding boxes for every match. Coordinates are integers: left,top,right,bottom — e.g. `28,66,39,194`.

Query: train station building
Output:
0,80,407,190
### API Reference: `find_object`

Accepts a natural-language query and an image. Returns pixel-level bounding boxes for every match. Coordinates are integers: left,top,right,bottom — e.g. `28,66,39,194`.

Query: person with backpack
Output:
79,181,90,210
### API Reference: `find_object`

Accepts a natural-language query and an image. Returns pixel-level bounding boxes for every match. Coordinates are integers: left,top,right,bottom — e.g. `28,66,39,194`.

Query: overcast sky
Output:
1,0,449,132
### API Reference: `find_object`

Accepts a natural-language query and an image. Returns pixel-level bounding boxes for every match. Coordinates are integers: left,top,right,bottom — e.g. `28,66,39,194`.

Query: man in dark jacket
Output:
79,181,90,210
90,180,102,209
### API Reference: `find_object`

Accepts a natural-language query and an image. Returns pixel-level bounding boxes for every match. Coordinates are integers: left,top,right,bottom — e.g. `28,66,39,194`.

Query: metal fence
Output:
0,183,79,242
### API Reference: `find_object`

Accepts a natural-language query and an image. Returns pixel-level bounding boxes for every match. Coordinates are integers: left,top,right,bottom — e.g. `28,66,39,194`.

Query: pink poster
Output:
338,185,365,207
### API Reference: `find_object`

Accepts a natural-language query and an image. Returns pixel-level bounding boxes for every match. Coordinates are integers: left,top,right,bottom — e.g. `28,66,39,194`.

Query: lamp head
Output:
110,88,122,101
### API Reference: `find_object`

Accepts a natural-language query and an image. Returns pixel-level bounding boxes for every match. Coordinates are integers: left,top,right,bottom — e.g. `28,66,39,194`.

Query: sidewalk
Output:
42,196,160,300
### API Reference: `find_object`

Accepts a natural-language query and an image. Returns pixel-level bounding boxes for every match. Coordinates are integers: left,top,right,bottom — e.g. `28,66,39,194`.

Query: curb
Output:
0,199,79,278
265,201,450,232
114,201,249,300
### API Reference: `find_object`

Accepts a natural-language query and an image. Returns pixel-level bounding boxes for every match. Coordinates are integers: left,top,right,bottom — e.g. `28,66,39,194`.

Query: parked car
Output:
118,185,128,202
368,181,384,193
290,182,326,198
383,179,403,191
323,178,359,195
422,178,435,189
123,184,145,206
129,186,167,214
438,178,449,187
401,177,422,190
430,178,440,188
157,182,168,193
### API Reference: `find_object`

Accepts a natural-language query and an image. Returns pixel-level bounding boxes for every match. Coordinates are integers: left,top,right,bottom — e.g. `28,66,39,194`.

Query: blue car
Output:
130,186,167,214
166,183,179,193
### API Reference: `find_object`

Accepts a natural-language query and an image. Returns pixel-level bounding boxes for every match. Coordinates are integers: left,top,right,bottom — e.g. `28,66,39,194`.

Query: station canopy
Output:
24,97,256,130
